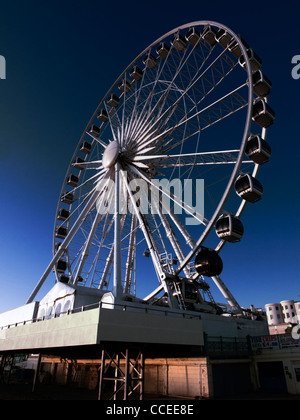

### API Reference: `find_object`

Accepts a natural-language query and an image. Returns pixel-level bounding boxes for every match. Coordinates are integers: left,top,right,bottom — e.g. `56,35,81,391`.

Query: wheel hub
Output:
102,140,120,168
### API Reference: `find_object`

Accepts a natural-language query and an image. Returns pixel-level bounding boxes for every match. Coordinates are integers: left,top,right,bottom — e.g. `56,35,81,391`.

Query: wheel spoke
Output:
127,163,208,226
28,21,272,316
86,131,108,148
130,82,248,156
27,186,102,302
72,183,114,285
124,214,137,294
133,150,252,168
128,44,235,154
121,168,179,307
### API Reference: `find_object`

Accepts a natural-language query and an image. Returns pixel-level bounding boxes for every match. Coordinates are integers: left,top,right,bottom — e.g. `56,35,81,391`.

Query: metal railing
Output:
0,300,202,331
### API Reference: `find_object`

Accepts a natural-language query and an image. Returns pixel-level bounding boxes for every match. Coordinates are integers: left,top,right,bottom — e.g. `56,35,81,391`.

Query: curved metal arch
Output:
28,21,266,311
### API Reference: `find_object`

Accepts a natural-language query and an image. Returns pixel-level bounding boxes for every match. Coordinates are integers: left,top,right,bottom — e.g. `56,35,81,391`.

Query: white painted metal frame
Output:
26,21,271,315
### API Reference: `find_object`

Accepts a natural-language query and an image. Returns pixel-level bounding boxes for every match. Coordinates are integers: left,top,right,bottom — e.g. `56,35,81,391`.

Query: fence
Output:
0,300,202,331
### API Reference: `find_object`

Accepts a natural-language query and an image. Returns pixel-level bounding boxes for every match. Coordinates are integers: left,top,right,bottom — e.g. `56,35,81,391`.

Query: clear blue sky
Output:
0,0,299,313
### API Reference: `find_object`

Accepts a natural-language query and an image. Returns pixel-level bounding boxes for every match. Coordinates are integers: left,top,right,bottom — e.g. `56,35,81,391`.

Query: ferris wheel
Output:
26,21,274,314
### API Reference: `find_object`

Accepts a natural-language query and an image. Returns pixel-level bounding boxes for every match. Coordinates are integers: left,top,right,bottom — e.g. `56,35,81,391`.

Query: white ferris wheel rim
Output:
27,20,272,310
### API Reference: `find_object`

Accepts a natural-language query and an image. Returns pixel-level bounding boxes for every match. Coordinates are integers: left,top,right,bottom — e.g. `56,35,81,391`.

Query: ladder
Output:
172,281,187,310
198,275,217,308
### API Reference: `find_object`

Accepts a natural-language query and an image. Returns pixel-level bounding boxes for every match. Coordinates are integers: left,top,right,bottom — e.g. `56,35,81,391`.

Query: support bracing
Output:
32,353,42,393
113,162,123,299
98,347,144,400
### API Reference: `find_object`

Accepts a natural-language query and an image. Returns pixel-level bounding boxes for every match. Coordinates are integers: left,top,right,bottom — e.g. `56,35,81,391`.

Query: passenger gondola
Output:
185,27,200,46
57,208,70,221
252,98,275,128
239,48,262,71
97,110,108,123
56,259,67,273
252,70,272,97
55,226,68,239
245,134,272,164
130,66,143,81
156,42,170,59
143,249,150,258
107,94,120,108
59,275,69,284
201,25,217,46
215,214,244,242
73,157,85,170
228,35,249,59
89,124,101,136
119,79,131,93
54,242,62,252
215,28,233,48
67,174,78,187
171,34,187,51
143,53,156,69
235,173,263,202
80,141,92,154
194,247,223,277
61,191,74,204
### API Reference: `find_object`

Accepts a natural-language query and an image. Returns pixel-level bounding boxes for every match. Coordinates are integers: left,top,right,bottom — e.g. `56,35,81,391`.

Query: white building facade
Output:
265,299,300,327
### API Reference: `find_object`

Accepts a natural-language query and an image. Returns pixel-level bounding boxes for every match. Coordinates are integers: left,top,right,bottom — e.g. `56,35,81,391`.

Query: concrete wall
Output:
201,312,269,338
26,347,300,398
144,358,211,398
97,308,204,346
0,307,204,352
0,308,100,351
37,356,259,399
35,356,212,398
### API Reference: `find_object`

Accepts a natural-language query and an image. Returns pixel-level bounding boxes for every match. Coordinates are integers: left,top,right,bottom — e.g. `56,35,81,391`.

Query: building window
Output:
38,309,45,319
55,303,61,315
63,300,71,313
